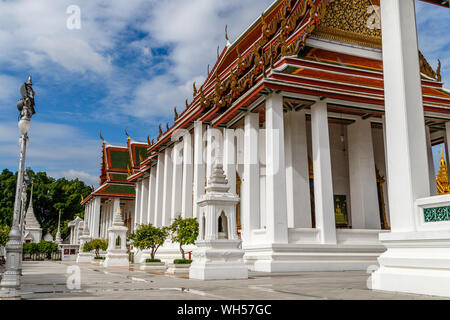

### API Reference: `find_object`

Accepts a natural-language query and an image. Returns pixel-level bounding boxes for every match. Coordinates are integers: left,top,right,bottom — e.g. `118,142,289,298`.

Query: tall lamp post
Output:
0,76,35,299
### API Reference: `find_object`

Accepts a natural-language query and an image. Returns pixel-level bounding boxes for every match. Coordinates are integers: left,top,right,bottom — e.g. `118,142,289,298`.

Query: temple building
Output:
80,132,148,241
81,0,450,296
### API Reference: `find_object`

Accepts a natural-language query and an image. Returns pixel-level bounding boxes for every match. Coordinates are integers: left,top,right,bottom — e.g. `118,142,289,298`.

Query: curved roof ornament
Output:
225,25,231,47
99,130,105,144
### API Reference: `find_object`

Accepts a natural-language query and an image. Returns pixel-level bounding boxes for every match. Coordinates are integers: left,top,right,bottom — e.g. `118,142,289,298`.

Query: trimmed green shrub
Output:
173,259,192,264
145,258,161,263
169,217,199,260
94,256,105,260
129,224,169,260
82,239,108,258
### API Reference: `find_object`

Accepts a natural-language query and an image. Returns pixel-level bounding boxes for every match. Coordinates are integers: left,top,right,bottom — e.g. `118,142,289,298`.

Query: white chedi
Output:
76,222,93,263
189,160,248,280
104,199,129,268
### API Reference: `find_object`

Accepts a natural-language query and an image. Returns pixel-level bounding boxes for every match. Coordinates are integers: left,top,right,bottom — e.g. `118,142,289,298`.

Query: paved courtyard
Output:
0,261,442,300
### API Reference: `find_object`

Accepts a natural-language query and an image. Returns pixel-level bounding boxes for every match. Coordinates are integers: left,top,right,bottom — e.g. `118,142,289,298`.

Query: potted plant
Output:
129,224,168,271
167,217,199,275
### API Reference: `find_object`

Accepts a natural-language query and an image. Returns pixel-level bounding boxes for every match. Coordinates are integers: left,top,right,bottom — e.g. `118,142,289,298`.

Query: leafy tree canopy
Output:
129,224,169,260
169,217,199,260
83,239,108,258
0,225,9,247
0,168,92,240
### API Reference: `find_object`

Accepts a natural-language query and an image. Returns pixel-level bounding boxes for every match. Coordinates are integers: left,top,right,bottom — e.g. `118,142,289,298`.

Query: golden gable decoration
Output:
314,0,382,49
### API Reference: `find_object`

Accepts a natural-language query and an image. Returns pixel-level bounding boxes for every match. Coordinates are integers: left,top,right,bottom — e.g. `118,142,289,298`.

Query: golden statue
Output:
436,146,450,195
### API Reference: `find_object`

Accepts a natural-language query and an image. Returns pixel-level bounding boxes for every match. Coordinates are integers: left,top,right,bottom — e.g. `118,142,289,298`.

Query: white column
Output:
193,121,205,219
311,100,336,244
134,180,141,229
140,178,149,225
154,152,165,227
380,0,430,232
147,166,156,225
161,147,173,226
181,132,193,218
84,204,90,233
92,197,101,238
284,110,311,228
242,112,260,244
347,118,381,229
426,126,437,196
223,129,236,194
265,93,288,243
171,142,183,220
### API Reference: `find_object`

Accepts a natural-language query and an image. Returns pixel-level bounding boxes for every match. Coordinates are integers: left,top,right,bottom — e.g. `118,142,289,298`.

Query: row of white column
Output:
134,130,195,229
83,197,101,239
100,199,115,239
132,92,428,245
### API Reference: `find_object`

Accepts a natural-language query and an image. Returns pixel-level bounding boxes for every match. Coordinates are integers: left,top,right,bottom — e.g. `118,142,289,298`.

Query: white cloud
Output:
0,121,101,187
54,169,99,186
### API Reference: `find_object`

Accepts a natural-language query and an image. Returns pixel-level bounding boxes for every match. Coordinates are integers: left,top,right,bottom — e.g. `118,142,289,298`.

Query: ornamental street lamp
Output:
0,76,35,299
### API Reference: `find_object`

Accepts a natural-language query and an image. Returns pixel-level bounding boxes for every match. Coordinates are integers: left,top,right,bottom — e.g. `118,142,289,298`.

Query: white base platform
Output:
371,230,450,297
189,239,248,280
104,250,129,268
139,262,167,271
76,252,93,263
166,263,191,275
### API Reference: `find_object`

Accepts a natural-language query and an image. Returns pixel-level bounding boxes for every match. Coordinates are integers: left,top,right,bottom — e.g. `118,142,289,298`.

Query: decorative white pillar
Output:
311,100,336,244
181,132,193,218
147,166,156,225
76,221,93,263
153,152,165,227
104,198,129,268
223,129,237,195
140,178,149,225
426,126,437,196
193,121,206,219
171,142,183,220
371,0,450,298
189,161,247,280
347,118,381,229
265,93,288,243
242,112,260,244
134,180,142,229
161,147,173,226
284,110,312,228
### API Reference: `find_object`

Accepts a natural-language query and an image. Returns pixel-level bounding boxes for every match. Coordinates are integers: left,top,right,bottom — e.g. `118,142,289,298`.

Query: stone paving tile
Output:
14,261,448,300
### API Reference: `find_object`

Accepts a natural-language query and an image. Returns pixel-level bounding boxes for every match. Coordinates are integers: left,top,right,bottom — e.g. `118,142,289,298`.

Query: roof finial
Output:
193,82,197,97
157,124,163,140
217,45,220,60
125,128,130,139
99,130,105,144
225,25,231,47
166,122,170,131
147,135,151,147
207,64,210,76
185,99,189,109
174,107,179,121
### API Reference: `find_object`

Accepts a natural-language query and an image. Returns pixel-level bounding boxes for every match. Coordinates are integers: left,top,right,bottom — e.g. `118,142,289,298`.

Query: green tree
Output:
83,239,108,258
129,224,169,260
0,225,9,247
169,217,199,260
0,168,92,239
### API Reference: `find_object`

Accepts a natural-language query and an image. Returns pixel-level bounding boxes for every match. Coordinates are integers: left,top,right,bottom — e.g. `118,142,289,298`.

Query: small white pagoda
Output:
23,183,42,243
104,199,129,268
189,160,248,280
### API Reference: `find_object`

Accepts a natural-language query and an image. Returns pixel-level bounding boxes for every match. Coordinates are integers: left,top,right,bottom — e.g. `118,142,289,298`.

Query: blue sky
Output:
0,0,449,186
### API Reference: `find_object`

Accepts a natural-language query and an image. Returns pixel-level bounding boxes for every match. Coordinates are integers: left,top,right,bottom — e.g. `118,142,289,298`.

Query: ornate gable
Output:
314,0,382,48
